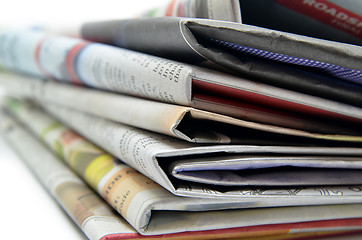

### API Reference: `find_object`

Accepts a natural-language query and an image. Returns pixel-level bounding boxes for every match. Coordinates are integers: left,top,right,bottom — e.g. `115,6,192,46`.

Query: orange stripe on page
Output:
165,0,177,16
66,41,89,85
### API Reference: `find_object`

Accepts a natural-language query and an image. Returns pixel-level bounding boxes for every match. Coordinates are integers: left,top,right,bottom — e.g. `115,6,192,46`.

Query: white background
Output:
1,0,362,239
0,0,168,26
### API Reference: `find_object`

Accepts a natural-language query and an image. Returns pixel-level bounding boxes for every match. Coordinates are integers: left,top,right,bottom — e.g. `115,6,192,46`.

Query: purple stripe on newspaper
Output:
209,38,362,85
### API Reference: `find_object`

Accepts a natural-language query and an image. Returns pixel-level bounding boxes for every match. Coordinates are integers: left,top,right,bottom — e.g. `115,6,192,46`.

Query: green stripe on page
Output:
40,121,63,140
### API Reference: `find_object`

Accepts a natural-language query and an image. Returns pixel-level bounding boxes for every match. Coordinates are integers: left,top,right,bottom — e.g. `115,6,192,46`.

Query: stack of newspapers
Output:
1,0,362,239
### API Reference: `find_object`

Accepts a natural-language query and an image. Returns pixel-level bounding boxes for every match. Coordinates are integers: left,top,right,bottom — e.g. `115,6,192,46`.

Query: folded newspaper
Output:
43,0,243,37
1,29,362,135
140,0,362,46
2,106,362,239
2,70,362,144
79,17,362,107
6,97,362,202
239,0,362,46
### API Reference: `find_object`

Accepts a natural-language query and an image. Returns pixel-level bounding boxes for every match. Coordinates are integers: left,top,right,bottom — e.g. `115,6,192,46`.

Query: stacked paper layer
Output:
1,0,362,239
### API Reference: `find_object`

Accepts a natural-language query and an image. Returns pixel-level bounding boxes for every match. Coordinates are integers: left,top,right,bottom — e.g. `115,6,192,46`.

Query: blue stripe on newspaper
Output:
209,38,362,85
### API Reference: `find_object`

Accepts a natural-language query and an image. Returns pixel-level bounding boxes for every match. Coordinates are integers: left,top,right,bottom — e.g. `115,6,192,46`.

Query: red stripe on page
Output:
165,0,177,16
66,41,89,85
34,36,55,80
100,218,362,240
276,0,362,40
192,79,362,123
177,1,185,17
193,92,313,130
